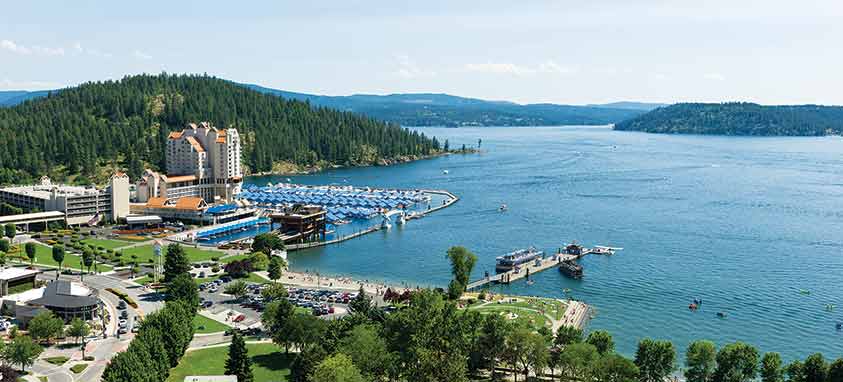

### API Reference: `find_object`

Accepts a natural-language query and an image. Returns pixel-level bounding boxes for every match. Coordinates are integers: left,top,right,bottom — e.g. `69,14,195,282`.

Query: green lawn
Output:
43,356,69,366
193,314,230,334
220,253,251,264
81,238,132,250
13,243,112,273
120,244,222,264
167,343,292,382
70,363,88,374
468,304,550,329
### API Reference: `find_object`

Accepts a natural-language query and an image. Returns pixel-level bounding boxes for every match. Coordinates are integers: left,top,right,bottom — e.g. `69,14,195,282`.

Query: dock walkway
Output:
286,189,459,252
467,253,580,290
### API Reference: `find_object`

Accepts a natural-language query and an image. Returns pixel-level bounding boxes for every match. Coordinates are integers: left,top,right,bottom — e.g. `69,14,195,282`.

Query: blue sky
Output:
1,0,841,105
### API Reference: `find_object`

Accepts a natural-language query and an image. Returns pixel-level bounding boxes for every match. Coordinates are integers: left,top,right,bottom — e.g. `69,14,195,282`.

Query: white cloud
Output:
133,50,153,60
394,55,435,78
464,62,534,76
464,60,575,76
72,42,113,58
703,72,726,81
1,39,64,56
537,60,575,74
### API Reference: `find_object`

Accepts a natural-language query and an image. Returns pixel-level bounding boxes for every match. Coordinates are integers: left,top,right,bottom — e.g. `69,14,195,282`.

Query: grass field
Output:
466,297,566,329
13,243,112,273
119,244,222,264
81,238,132,250
167,343,293,382
220,253,251,263
193,314,230,334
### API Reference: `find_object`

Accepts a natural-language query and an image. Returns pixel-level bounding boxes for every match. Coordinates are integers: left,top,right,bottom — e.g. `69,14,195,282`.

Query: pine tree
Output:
225,332,254,382
163,244,190,282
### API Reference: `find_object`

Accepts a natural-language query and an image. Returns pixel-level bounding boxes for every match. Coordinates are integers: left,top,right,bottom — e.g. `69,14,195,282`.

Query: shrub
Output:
211,265,221,273
211,257,219,262
70,363,88,374
105,288,138,308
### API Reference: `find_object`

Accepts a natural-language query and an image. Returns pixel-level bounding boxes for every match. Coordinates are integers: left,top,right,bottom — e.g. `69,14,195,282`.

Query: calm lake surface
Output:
248,126,843,361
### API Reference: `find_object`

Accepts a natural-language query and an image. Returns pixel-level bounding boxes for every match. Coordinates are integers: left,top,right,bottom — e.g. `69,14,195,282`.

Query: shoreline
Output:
245,148,481,178
271,269,592,330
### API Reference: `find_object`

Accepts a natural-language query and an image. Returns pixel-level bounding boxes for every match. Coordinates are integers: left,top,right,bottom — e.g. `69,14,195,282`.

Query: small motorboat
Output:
836,322,842,330
716,312,727,318
592,246,622,255
499,204,508,212
562,288,572,294
800,289,811,295
443,170,449,175
689,303,698,311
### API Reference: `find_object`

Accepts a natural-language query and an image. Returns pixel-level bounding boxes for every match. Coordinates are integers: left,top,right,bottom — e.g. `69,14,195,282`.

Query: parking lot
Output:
197,279,352,332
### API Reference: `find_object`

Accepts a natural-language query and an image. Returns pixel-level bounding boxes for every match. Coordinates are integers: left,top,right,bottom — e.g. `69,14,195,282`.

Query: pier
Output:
466,252,581,290
285,189,459,252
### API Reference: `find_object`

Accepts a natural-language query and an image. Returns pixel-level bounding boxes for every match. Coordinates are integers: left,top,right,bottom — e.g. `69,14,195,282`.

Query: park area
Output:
464,294,568,330
167,343,292,382
193,314,230,334
120,244,222,264
7,243,113,273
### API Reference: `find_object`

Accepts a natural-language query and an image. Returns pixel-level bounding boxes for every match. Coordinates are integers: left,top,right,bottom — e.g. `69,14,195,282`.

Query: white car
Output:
118,319,128,328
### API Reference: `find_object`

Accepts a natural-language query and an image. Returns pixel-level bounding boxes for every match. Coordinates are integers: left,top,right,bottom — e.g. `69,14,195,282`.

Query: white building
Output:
0,174,130,226
137,122,243,204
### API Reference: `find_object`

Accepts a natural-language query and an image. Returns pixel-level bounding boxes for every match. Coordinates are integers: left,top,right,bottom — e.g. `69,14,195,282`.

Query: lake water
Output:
247,126,843,362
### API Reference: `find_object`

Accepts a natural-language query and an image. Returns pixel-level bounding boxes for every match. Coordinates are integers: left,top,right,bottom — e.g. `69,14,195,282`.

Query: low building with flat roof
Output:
0,268,40,297
184,376,237,382
0,174,130,226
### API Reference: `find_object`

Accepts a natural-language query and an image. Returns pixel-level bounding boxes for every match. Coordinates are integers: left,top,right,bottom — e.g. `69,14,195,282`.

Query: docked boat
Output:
495,248,543,272
562,242,588,257
592,245,623,255
559,260,583,279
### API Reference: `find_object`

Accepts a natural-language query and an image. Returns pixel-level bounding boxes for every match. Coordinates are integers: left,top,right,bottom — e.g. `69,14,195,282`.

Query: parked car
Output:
117,301,127,310
233,314,246,323
120,310,129,319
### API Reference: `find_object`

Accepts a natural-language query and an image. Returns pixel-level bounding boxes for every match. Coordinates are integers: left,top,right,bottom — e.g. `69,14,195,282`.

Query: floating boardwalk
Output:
467,252,583,290
286,189,459,252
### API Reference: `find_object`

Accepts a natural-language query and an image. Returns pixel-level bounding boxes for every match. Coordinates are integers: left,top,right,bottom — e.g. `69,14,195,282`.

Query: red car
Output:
233,314,246,322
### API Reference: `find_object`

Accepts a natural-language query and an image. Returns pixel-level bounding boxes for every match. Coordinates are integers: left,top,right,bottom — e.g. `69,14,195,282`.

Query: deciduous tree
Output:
3,335,41,372
761,352,784,382
685,340,717,382
713,342,758,382
587,330,615,355
634,338,675,382
309,353,365,382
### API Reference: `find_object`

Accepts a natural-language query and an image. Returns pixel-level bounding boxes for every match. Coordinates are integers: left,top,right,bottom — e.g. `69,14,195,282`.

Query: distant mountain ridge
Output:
614,102,843,136
2,85,664,126
0,90,53,106
244,84,663,127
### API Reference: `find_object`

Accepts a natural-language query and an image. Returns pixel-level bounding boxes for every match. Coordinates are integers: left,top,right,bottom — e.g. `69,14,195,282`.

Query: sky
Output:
1,0,842,105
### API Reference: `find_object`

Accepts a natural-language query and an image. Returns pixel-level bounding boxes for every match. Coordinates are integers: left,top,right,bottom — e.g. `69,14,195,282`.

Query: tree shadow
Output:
251,352,294,372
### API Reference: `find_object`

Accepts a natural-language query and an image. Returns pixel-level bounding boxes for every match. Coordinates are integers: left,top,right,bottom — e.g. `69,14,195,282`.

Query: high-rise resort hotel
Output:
136,122,243,204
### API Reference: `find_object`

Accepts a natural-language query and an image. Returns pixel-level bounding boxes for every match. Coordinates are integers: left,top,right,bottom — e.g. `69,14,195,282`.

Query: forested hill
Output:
0,74,440,185
245,84,656,127
614,102,843,136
